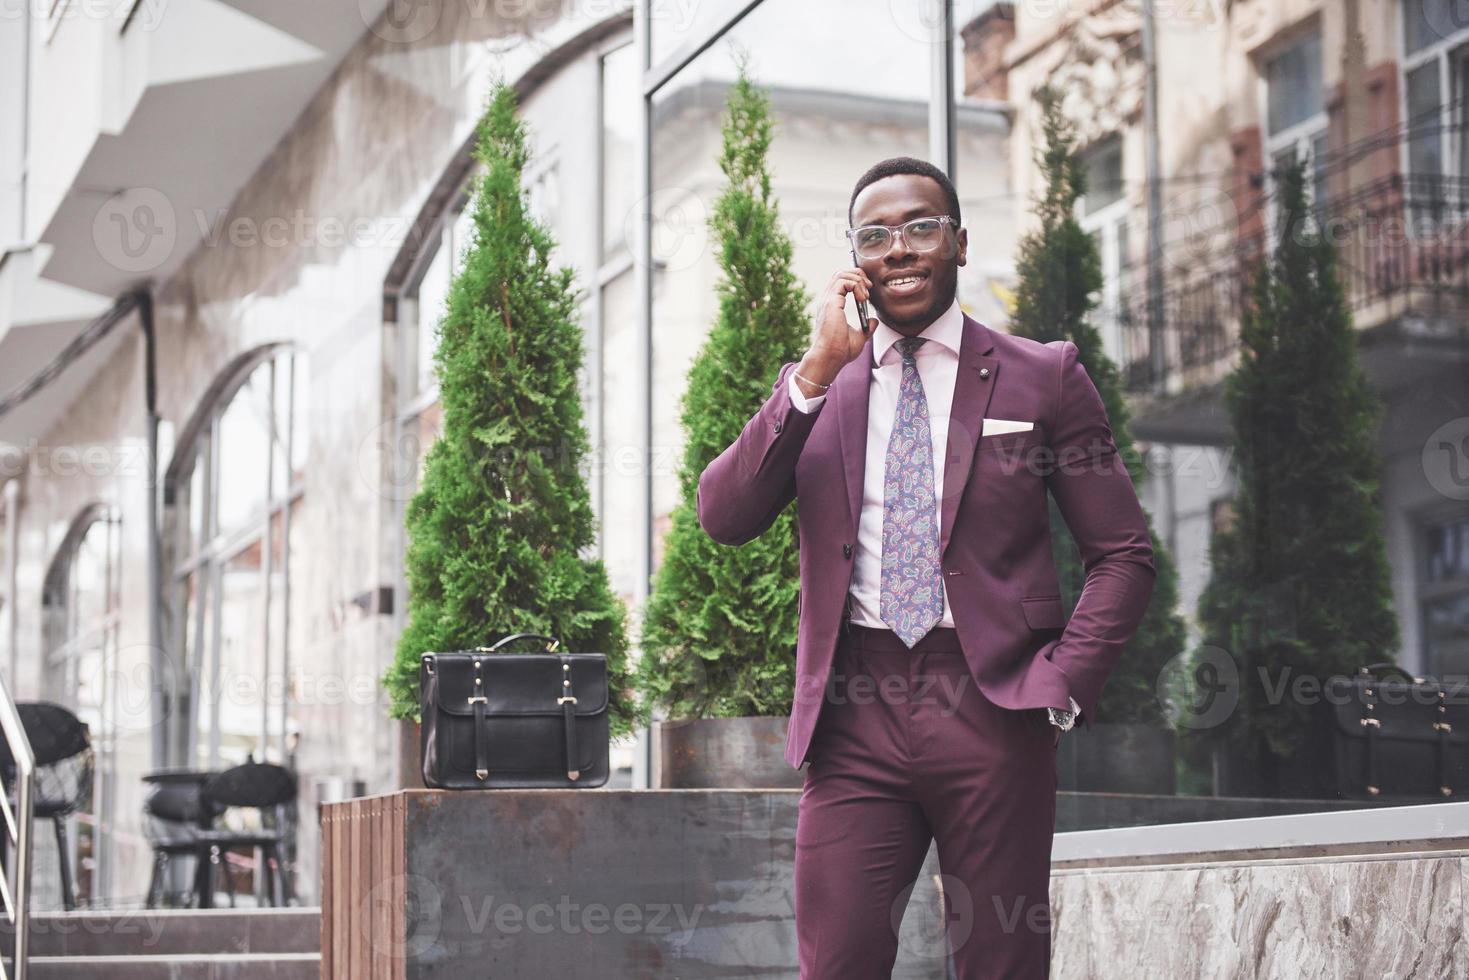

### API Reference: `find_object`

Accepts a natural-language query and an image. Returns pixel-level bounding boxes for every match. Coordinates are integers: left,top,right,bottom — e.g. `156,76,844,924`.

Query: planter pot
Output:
1057,722,1176,795
655,716,804,789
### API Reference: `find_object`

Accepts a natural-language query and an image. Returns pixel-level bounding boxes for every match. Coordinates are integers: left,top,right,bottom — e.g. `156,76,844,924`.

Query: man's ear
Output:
957,226,968,267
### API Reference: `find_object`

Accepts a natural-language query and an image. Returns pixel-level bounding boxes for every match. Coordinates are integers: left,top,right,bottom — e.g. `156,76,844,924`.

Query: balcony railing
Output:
1114,173,1469,394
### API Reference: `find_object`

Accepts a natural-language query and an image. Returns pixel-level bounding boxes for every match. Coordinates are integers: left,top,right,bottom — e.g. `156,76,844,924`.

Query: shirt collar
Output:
871,297,964,367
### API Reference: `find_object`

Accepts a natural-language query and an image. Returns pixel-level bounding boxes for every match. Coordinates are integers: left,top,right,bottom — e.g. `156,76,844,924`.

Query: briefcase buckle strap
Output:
1437,715,1454,796
562,658,580,780
473,697,490,780
465,657,584,782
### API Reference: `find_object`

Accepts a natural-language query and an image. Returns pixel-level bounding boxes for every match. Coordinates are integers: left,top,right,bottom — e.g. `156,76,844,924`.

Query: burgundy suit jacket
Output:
696,313,1157,770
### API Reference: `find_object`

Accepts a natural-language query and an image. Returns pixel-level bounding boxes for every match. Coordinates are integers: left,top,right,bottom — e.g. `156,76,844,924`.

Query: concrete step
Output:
22,907,320,958
29,952,319,979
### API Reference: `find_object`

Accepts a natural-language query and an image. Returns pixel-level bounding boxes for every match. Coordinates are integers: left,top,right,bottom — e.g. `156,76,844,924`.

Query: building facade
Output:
975,0,1469,686
0,0,1015,907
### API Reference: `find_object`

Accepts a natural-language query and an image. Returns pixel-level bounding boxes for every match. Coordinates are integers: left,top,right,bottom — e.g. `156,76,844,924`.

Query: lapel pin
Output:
979,367,991,378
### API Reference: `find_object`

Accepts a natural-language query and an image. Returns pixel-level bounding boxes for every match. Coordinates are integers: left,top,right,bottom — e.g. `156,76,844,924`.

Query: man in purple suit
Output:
695,157,1156,978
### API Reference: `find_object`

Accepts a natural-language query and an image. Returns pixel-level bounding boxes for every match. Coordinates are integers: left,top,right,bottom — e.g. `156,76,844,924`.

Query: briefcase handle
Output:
477,632,562,653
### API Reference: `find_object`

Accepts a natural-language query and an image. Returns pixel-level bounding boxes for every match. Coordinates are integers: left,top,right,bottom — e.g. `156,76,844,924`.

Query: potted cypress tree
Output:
1009,87,1189,795
636,59,812,788
1191,157,1400,799
382,81,642,782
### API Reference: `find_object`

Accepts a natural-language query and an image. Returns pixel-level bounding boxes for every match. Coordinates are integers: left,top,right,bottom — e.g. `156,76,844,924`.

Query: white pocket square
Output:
981,418,1035,436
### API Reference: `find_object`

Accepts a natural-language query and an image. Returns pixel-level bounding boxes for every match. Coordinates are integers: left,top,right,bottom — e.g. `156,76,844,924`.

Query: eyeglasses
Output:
846,215,955,260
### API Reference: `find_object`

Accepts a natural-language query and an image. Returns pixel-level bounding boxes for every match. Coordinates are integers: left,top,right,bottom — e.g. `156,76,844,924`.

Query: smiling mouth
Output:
883,272,929,296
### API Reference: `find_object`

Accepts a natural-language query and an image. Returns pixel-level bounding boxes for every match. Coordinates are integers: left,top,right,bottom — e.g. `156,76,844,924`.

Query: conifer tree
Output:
1196,157,1399,769
636,59,812,719
383,82,639,741
1009,87,1187,725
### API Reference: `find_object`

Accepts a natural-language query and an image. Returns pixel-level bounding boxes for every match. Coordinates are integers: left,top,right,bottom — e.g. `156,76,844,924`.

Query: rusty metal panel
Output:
320,790,949,978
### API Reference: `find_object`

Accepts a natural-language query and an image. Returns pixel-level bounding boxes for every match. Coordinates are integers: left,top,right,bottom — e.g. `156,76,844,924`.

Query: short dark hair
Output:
848,156,962,229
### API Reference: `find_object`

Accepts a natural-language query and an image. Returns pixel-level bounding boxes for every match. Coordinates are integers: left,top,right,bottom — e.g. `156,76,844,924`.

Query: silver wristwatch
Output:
1047,698,1080,732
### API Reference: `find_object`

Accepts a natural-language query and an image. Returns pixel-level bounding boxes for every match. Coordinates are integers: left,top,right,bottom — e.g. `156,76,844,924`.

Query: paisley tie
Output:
879,335,944,647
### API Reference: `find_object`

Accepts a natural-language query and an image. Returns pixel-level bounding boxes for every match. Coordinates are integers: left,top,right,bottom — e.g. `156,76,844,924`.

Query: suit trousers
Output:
795,624,1058,979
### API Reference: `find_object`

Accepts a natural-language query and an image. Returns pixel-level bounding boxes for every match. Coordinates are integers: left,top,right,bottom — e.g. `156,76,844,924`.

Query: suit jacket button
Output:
843,544,852,559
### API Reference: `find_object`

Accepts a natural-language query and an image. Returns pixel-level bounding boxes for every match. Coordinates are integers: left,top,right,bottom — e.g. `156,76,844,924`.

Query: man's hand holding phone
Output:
794,269,879,400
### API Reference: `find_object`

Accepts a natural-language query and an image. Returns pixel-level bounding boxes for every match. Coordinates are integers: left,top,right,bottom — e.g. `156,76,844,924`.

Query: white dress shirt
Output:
788,297,964,629
787,298,1081,723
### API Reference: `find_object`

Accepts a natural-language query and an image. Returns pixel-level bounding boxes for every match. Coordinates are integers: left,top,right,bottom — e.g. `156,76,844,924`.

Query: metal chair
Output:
195,762,298,907
142,775,221,908
0,702,93,910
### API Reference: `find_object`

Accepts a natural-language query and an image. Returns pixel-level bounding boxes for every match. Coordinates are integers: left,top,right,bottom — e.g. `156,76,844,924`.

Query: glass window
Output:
1265,33,1323,136
1423,515,1469,675
526,162,562,241
1079,136,1132,364
649,0,753,68
1456,48,1469,182
1399,4,1469,230
602,42,638,260
648,0,932,570
169,348,306,772
397,182,476,487
1403,0,1469,56
42,507,121,907
413,235,452,400
1424,592,1469,675
1426,515,1469,579
1080,136,1124,218
215,364,276,536
1263,31,1327,231
599,267,639,604
1406,60,1443,180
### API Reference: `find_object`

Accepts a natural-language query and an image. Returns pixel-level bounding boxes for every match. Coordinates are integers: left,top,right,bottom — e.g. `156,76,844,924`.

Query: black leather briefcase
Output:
419,633,610,789
1326,662,1469,800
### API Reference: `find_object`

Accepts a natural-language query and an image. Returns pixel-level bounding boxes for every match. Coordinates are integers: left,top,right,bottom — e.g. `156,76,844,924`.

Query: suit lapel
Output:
833,313,999,556
940,314,998,558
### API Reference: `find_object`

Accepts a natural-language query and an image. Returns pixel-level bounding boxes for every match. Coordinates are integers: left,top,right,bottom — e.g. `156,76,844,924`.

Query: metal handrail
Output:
0,674,34,980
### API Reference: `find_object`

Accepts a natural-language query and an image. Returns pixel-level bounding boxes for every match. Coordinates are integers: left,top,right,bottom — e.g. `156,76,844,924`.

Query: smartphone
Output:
850,249,873,336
